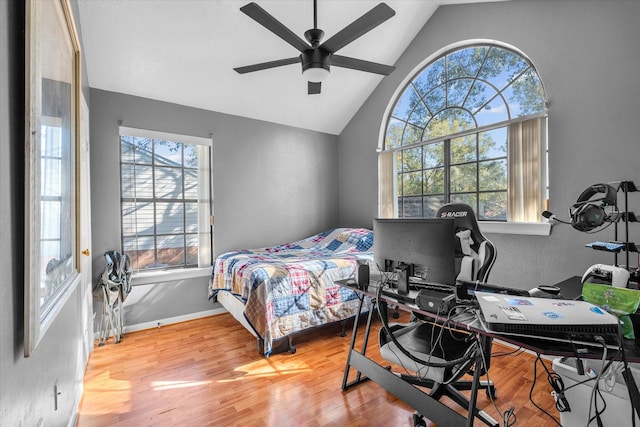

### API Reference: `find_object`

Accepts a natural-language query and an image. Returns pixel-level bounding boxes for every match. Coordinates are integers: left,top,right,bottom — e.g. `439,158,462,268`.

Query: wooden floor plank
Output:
77,312,560,426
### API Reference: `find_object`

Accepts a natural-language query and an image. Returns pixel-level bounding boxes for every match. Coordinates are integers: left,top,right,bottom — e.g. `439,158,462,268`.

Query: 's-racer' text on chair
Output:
378,203,499,427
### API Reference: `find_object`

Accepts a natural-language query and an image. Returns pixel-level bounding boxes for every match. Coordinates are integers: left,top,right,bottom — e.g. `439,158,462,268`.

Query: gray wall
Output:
1,1,89,425
339,0,640,290
3,1,639,424
90,89,340,325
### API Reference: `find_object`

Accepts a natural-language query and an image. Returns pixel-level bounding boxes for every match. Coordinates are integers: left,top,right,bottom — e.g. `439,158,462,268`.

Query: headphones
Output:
569,183,617,232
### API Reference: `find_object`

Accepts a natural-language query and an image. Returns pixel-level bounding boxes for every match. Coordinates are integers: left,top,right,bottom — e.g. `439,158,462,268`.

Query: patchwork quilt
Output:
209,228,374,356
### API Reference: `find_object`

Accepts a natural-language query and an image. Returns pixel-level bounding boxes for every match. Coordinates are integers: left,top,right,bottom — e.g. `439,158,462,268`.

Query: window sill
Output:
479,221,551,236
132,267,212,286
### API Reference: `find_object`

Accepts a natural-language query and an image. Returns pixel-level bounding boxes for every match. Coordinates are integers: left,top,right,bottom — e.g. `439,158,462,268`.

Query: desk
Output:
339,280,498,427
338,279,640,427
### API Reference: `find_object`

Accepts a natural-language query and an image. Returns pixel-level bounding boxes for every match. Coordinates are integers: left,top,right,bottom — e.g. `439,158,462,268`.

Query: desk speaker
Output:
356,261,369,290
416,289,455,313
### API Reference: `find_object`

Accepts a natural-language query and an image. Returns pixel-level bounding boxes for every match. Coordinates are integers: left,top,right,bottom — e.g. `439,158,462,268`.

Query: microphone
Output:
541,210,572,225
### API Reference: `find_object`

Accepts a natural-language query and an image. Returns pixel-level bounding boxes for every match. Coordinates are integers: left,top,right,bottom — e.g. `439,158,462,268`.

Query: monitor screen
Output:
373,218,457,287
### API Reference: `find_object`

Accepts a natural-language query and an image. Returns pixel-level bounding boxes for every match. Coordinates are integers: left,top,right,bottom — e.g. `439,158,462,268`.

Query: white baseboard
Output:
124,308,228,334
94,308,228,340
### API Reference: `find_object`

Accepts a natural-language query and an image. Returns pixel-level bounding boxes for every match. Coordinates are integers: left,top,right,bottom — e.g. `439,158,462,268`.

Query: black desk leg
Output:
466,344,499,427
342,294,377,390
467,351,483,427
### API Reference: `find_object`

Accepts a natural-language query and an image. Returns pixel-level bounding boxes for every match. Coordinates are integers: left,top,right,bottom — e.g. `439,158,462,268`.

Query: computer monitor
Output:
373,218,457,294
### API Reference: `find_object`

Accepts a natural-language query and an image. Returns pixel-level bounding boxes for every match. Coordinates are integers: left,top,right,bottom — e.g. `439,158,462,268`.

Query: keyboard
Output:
585,241,625,252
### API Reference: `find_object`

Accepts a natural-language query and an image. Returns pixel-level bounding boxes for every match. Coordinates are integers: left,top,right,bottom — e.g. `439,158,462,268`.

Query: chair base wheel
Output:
413,412,427,427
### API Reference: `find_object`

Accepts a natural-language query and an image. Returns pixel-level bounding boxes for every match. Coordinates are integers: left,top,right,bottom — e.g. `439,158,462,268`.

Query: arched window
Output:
380,43,547,222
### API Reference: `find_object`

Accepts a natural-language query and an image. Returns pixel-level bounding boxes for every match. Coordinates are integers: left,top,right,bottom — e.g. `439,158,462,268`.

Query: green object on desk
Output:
582,282,640,339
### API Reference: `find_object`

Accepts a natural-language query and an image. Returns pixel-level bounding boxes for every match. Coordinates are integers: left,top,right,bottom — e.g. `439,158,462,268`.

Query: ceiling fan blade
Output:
240,2,310,52
234,57,300,74
320,3,395,53
331,55,395,75
308,81,321,95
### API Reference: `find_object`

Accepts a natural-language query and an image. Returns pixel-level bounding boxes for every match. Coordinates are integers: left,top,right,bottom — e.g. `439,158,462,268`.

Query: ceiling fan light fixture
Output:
303,65,330,83
301,48,331,82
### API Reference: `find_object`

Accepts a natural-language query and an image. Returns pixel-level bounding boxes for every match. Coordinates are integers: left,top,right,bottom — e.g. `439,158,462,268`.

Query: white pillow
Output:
456,229,474,255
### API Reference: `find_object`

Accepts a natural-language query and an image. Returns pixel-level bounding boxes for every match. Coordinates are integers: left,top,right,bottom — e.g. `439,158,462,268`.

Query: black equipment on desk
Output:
373,218,457,296
355,261,369,290
377,274,457,308
456,279,530,301
415,288,456,313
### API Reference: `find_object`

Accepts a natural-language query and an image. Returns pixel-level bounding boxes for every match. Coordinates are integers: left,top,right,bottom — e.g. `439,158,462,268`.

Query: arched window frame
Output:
378,41,551,235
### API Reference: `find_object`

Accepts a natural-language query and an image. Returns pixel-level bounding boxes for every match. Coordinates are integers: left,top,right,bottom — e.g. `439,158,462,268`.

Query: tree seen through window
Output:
383,44,546,220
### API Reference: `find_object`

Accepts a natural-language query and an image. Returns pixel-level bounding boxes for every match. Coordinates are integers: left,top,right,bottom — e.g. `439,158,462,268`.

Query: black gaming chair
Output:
378,203,499,427
438,203,497,283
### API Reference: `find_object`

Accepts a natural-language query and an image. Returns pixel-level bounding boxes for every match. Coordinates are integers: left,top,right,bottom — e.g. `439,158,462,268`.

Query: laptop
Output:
475,291,621,345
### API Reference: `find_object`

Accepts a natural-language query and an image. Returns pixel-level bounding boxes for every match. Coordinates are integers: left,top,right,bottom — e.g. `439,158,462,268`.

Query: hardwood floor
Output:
77,312,560,426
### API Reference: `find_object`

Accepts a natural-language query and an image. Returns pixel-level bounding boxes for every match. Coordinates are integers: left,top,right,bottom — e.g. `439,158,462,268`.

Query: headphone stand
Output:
613,181,638,271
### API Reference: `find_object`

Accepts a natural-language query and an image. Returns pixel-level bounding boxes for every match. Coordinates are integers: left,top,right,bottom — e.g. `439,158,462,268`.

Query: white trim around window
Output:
480,221,551,236
131,266,212,286
119,126,212,147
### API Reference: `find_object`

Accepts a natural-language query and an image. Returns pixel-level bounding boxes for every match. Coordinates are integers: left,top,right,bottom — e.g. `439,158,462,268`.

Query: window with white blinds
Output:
119,126,212,271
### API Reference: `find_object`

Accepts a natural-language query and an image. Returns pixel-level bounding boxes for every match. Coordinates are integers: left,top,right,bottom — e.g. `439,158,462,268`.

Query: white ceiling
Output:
77,0,503,135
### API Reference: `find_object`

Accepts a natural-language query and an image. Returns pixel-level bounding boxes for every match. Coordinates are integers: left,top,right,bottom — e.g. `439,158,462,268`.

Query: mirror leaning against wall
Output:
24,0,81,357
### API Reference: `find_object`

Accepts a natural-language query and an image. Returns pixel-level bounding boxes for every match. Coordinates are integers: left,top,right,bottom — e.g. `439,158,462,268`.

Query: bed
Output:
208,228,374,356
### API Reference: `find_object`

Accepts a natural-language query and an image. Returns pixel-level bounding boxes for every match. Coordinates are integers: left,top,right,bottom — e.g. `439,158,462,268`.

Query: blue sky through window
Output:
386,45,545,149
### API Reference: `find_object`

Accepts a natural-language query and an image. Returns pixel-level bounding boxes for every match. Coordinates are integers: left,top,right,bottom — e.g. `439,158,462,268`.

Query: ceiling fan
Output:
234,1,396,95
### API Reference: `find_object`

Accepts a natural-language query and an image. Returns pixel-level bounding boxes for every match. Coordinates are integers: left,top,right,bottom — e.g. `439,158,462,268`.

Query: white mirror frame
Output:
24,0,81,357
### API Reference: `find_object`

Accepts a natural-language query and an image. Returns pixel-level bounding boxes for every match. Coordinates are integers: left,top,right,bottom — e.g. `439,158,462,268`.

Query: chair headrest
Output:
436,203,486,248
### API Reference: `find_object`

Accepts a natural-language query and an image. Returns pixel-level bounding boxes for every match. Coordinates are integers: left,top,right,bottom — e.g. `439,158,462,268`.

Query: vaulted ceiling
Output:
77,0,505,135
